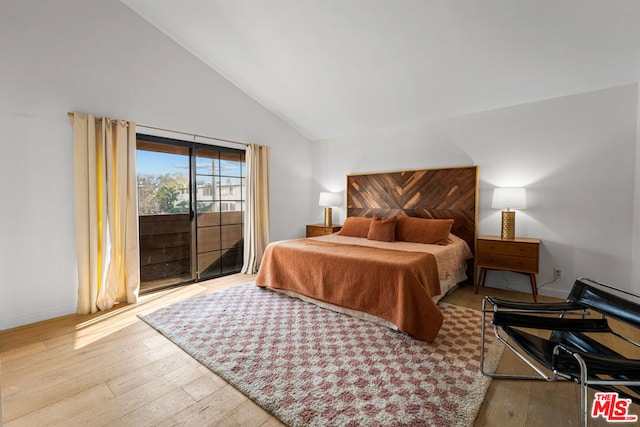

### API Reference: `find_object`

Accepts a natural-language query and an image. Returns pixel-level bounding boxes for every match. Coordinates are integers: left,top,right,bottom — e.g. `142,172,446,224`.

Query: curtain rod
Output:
67,112,250,147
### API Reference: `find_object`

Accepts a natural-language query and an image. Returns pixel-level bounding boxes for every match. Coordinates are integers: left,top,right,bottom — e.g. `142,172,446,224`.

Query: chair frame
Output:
480,277,640,427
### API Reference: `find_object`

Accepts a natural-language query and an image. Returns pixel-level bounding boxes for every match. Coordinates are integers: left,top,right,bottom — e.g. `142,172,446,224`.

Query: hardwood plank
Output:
3,340,180,421
181,374,228,402
1,274,635,427
59,367,201,426
0,341,47,362
526,381,580,427
0,314,87,354
158,384,247,427
474,378,530,426
5,383,114,427
105,349,198,397
214,399,273,427
3,323,156,387
105,387,196,427
259,417,287,427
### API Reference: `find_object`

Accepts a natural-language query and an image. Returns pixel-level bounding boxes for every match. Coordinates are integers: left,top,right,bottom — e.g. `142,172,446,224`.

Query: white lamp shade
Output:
491,187,527,210
318,192,341,207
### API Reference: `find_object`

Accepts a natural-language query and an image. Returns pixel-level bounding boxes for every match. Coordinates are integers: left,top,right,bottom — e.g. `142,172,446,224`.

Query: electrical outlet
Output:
554,267,563,279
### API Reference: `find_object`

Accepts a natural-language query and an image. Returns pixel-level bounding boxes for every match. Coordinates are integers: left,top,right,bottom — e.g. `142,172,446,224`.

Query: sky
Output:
136,150,189,176
136,150,244,177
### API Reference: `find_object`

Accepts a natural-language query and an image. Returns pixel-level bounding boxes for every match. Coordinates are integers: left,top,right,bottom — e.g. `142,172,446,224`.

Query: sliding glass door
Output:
136,135,245,292
195,148,245,280
137,139,193,291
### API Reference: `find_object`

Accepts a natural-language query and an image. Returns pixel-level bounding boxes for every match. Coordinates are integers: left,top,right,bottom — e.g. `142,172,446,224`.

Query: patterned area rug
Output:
139,284,502,427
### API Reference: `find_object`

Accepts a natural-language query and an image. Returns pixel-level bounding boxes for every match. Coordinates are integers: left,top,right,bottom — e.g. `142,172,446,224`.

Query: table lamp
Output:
492,187,527,239
318,192,341,226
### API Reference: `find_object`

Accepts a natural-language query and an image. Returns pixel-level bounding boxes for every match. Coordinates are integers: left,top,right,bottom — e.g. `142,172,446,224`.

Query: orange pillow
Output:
337,216,372,238
367,214,397,242
395,216,453,245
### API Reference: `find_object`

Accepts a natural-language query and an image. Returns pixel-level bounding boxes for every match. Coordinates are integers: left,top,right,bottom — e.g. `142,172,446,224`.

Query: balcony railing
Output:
139,213,191,284
139,212,243,289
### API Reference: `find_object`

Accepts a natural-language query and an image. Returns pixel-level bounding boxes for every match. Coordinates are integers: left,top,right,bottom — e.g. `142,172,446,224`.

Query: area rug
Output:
139,284,502,426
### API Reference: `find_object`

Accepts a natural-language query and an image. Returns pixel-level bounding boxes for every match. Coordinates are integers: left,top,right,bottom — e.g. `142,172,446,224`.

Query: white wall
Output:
2,1,637,330
0,0,313,330
632,83,640,288
312,85,638,298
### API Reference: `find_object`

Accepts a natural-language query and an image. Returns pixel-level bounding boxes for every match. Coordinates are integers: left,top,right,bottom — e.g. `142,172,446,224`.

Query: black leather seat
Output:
480,277,640,426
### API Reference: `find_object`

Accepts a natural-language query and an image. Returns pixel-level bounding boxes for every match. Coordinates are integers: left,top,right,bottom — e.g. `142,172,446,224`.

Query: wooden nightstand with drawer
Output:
306,224,342,237
475,235,541,301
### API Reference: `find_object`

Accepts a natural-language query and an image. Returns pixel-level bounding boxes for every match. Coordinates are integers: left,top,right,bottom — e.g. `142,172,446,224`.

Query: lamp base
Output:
324,207,333,227
501,210,515,240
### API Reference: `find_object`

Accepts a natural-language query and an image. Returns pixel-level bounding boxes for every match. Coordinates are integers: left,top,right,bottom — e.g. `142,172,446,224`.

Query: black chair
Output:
480,277,640,426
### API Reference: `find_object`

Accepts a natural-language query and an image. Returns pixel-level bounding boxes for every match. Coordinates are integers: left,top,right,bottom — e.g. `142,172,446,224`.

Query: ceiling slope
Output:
121,0,640,140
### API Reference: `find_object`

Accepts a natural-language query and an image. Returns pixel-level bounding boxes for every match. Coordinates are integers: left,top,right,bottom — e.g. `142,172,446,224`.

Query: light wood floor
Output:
1,274,637,426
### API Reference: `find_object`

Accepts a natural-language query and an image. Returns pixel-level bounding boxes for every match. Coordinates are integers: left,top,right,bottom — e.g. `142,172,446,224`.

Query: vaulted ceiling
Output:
121,0,640,141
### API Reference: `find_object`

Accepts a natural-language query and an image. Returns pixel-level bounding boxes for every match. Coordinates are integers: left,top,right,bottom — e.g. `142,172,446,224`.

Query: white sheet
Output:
309,232,472,280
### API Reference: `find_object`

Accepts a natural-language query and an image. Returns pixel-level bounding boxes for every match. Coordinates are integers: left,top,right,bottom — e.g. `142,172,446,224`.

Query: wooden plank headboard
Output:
346,166,479,258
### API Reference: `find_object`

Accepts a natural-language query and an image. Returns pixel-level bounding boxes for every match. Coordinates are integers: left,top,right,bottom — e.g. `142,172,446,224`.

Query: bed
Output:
255,166,479,342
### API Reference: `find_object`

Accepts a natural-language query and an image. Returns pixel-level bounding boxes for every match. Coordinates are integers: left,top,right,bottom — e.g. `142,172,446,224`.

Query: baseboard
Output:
0,304,76,332
482,272,570,300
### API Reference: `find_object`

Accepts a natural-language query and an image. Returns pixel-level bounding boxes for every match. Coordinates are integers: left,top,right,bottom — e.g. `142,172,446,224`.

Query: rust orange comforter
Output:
255,238,444,342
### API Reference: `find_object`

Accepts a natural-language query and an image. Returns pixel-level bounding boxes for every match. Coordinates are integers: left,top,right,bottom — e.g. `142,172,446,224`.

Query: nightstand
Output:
475,235,541,301
306,224,342,237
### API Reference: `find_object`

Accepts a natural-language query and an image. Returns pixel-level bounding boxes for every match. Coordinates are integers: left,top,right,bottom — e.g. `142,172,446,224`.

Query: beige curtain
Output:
71,112,140,314
242,144,271,274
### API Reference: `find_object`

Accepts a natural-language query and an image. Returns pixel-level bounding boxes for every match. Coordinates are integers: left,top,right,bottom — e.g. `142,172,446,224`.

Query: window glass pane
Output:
197,211,220,227
136,139,193,292
196,152,219,175
197,226,221,252
219,177,242,200
221,224,242,250
137,148,190,215
198,250,222,278
195,147,244,279
220,151,243,177
196,176,218,202
221,208,243,225
221,245,243,274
